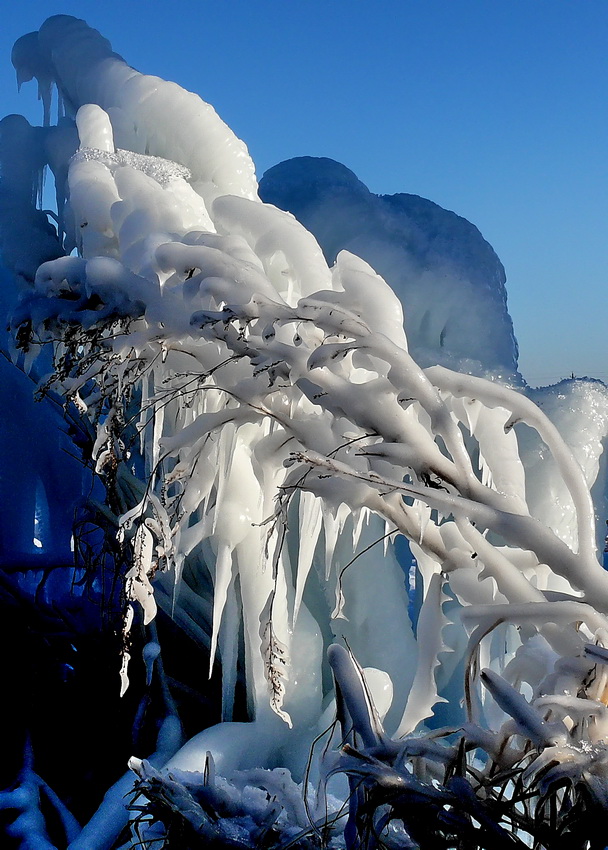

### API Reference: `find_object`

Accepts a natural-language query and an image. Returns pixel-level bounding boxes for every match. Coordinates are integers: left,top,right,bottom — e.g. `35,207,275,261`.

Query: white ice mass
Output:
259,157,519,379
1,14,608,849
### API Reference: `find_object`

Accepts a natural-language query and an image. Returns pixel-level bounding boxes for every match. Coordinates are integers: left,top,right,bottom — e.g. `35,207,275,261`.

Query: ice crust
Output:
72,147,191,187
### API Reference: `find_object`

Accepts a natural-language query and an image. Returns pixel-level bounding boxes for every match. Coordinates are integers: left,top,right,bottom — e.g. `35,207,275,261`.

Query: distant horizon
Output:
1,1,605,386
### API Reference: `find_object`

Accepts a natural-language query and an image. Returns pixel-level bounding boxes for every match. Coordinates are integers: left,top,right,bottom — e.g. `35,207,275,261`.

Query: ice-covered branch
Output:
426,365,599,565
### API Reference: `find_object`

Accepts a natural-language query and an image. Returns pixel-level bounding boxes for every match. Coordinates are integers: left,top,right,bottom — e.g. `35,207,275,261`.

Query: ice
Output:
260,156,520,378
0,354,84,567
75,103,114,153
520,378,608,557
72,148,191,189
0,115,63,282
13,15,258,206
260,157,608,568
0,245,84,569
2,15,608,848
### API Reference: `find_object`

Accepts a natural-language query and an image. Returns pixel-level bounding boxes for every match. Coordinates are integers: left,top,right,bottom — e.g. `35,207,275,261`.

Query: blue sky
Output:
1,1,606,385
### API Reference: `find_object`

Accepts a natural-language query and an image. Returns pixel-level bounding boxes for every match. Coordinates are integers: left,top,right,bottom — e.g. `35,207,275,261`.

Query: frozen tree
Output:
2,14,608,849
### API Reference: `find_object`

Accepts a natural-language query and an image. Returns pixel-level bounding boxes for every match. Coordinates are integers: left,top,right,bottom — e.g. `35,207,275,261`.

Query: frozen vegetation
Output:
1,14,608,850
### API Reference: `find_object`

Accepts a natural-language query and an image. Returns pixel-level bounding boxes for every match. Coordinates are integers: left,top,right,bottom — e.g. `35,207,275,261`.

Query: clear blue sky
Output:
1,0,606,385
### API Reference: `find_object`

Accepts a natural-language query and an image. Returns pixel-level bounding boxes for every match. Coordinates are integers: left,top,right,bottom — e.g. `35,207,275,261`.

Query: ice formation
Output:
259,157,519,378
259,156,608,557
2,14,608,849
0,260,84,570
522,379,608,558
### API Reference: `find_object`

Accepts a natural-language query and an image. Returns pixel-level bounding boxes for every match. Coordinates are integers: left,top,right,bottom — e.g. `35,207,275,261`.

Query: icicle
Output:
396,572,445,736
479,448,494,489
219,580,240,720
208,544,234,676
75,104,115,152
323,503,350,581
351,507,368,552
143,640,161,687
293,491,323,625
383,518,394,555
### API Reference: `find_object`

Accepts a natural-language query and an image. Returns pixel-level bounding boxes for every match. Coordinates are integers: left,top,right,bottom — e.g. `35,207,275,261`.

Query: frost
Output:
72,147,192,188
